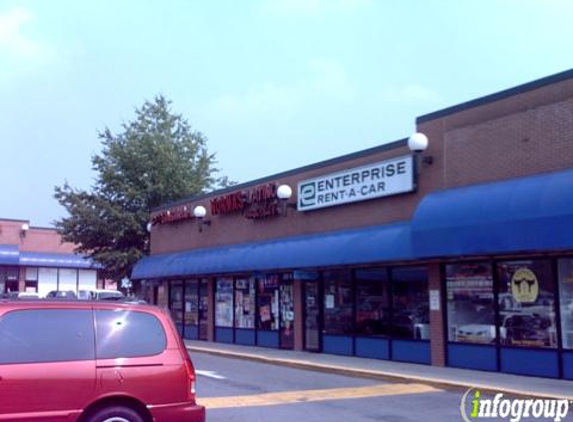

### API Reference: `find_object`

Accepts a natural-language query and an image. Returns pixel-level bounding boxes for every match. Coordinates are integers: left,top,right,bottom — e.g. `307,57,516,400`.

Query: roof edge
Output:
153,138,407,212
417,68,573,124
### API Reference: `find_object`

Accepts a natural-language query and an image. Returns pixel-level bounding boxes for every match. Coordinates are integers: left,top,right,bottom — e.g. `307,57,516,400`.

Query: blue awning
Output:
412,168,573,258
132,222,412,279
19,252,98,269
0,245,19,265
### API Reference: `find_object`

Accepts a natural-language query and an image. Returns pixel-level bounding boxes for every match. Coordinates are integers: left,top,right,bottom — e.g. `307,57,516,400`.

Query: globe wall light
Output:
193,205,211,232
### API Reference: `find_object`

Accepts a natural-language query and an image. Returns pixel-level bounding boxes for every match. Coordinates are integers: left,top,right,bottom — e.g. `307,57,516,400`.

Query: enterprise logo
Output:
299,182,316,207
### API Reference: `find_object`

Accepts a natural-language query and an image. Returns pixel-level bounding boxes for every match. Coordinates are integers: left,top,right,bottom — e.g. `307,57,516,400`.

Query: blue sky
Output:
1,0,571,226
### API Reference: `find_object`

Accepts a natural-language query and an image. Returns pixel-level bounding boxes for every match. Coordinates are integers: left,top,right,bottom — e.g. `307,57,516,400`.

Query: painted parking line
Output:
199,383,441,409
196,370,226,380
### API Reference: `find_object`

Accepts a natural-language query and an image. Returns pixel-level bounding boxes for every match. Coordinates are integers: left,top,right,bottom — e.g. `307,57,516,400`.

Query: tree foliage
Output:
55,95,219,281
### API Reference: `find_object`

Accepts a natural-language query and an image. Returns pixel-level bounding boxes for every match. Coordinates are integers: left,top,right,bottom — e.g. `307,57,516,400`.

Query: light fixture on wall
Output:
146,222,152,233
193,205,211,232
277,184,295,216
408,132,433,165
20,223,29,237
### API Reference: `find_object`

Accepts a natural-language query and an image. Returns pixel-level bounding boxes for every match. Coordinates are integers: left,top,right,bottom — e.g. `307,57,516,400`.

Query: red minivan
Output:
0,300,205,422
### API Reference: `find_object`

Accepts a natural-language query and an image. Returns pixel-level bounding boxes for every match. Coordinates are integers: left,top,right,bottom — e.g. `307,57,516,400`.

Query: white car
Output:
77,289,124,301
17,292,40,299
455,324,496,344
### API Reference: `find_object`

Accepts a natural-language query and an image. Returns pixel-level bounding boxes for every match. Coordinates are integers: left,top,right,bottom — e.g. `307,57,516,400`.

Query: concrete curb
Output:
187,345,573,401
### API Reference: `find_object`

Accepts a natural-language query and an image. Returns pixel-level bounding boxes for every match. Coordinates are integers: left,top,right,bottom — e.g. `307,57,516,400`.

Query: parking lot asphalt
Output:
185,340,573,401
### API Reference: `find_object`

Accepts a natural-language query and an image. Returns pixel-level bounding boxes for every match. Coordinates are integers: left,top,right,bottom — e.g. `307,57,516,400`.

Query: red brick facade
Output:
150,73,573,256
0,219,76,254
0,218,103,292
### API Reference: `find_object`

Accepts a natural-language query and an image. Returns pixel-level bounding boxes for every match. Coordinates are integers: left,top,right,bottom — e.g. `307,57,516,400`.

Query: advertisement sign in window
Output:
215,278,234,328
446,263,495,344
497,260,556,349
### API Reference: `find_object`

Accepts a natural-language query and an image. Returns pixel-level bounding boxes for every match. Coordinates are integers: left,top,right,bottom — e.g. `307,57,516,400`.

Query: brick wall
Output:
0,219,76,253
427,263,445,366
151,72,573,255
419,75,573,190
150,141,444,255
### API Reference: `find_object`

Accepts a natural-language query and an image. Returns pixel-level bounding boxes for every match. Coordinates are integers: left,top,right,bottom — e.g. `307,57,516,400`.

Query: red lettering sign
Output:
210,183,280,220
152,204,193,226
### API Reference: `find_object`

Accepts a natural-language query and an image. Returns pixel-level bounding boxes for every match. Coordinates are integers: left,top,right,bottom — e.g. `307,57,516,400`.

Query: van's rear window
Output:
95,310,167,359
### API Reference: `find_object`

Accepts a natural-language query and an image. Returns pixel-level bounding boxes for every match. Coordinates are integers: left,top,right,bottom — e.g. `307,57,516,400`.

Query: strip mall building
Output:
133,69,573,379
0,219,102,296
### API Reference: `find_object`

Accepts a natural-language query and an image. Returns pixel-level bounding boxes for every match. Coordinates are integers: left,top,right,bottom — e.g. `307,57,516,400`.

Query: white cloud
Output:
309,58,354,98
0,8,55,60
260,0,374,17
205,58,355,120
379,84,442,103
208,83,298,119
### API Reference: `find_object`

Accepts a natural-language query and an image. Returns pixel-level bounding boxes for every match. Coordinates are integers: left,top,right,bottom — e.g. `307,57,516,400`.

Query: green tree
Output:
55,95,220,282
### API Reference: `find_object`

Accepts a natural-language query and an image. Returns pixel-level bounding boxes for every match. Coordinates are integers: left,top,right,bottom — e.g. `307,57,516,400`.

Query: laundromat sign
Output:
297,155,414,211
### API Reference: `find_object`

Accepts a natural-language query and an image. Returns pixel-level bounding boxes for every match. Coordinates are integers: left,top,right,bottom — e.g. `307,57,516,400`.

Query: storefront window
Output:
391,267,429,340
235,277,256,329
170,280,183,326
258,274,279,331
0,267,6,293
215,278,234,327
4,266,18,292
446,262,495,344
497,260,556,348
558,258,573,349
38,268,57,297
355,268,389,337
184,280,199,326
25,267,38,292
323,270,353,335
59,268,78,293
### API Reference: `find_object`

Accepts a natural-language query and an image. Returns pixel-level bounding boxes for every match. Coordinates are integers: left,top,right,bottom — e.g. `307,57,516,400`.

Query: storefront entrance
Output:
304,280,322,352
199,279,209,340
169,279,209,341
280,281,295,349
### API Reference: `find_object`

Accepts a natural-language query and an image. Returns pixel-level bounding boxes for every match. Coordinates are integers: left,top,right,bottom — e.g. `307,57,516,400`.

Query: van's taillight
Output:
184,358,197,399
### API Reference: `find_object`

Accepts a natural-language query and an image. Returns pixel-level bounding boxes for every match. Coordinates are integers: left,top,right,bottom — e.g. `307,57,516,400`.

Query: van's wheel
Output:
86,406,145,422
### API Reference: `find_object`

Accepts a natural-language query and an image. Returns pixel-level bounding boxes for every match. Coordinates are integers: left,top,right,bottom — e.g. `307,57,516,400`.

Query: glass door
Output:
280,280,295,349
184,280,199,340
304,281,322,352
170,280,184,336
199,279,209,340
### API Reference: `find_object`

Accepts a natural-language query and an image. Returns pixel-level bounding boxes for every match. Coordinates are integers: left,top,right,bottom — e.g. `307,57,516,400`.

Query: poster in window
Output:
260,305,271,322
497,260,556,349
325,294,335,309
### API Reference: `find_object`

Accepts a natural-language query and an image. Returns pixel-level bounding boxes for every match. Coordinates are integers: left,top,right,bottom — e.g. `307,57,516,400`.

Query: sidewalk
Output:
185,340,573,400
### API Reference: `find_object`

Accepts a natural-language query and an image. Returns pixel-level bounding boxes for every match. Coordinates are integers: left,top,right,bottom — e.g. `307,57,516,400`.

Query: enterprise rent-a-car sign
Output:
297,155,414,211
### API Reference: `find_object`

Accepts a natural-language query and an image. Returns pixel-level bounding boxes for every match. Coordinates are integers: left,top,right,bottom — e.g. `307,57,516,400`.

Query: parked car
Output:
0,300,205,422
46,290,77,299
16,292,39,300
77,289,125,301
